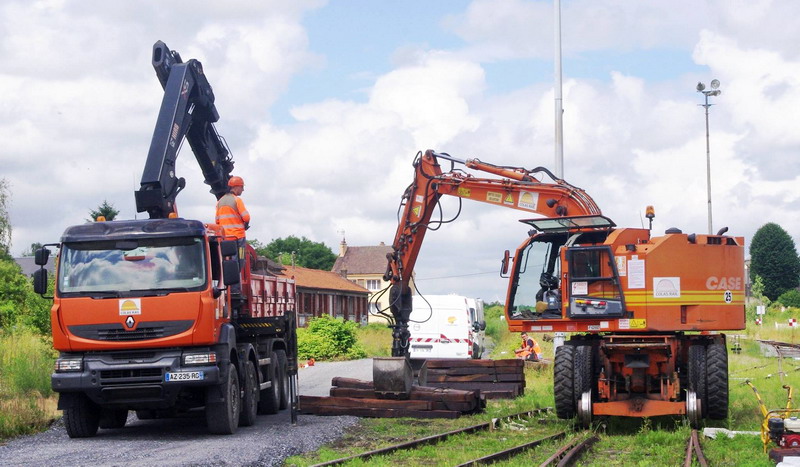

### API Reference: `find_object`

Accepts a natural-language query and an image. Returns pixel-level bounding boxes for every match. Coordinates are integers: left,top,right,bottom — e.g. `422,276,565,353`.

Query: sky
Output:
2,0,799,305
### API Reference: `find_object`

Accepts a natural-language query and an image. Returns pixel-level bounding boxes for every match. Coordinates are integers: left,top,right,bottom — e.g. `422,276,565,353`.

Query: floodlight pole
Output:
698,84,720,235
554,0,564,179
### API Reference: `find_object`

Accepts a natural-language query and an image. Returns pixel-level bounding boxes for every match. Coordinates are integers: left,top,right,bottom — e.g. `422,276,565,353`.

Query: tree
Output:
22,242,44,257
749,222,800,301
88,200,119,222
250,236,337,270
0,178,11,260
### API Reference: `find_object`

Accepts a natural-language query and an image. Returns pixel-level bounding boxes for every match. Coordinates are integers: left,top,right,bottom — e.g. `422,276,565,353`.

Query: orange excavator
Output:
379,149,745,425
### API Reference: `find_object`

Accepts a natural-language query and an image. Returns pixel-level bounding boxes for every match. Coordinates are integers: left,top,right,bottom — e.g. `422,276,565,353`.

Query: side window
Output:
209,241,221,282
567,246,625,318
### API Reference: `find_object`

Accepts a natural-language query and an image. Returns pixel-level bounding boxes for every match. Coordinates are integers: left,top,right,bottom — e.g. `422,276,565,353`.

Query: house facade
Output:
278,264,370,327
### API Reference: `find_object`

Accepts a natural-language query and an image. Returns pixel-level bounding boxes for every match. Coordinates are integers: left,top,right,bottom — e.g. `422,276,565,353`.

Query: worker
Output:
215,176,250,272
515,332,543,361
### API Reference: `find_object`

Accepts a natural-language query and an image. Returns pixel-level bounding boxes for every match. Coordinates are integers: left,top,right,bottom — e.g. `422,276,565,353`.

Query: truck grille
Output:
101,368,163,380
68,320,194,342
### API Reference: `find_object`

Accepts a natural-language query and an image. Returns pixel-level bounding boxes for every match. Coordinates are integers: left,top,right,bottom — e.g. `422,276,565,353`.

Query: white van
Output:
467,298,486,359
408,295,486,359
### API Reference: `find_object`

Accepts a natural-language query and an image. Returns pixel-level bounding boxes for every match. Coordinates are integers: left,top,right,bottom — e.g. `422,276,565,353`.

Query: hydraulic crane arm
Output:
135,41,234,219
382,149,601,357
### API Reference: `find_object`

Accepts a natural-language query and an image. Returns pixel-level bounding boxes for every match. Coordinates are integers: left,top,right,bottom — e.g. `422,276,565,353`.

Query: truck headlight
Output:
55,358,83,372
183,352,217,365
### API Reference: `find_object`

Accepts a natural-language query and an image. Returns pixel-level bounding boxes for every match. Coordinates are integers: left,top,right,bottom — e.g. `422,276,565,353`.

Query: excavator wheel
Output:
554,345,575,419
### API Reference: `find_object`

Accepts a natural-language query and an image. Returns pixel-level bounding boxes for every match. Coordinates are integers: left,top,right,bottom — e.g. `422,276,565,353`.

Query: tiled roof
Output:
13,257,55,277
332,244,393,275
280,265,369,294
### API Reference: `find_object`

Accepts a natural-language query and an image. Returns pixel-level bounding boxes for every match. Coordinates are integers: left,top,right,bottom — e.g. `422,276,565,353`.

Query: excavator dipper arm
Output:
383,149,601,357
135,41,234,219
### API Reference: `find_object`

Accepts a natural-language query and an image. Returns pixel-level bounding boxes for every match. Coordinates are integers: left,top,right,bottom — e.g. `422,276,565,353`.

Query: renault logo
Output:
125,316,135,329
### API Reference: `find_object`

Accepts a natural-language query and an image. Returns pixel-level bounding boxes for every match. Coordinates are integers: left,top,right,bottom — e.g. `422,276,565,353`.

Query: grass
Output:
0,327,59,439
285,305,798,465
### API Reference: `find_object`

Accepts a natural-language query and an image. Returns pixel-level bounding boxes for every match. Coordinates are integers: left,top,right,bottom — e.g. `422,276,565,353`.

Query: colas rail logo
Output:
653,277,680,298
119,299,142,316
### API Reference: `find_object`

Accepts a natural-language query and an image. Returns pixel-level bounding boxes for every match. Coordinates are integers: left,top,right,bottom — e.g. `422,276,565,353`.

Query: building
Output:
331,239,414,324
279,264,370,328
13,256,55,277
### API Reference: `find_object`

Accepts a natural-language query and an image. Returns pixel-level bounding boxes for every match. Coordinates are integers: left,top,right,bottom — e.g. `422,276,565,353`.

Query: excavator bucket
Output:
373,357,413,399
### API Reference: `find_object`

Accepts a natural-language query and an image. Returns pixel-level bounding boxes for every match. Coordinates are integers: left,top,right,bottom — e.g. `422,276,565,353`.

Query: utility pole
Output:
696,79,721,235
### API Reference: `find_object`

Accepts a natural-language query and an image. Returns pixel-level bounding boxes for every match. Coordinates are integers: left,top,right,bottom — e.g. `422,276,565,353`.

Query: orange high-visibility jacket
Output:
215,193,250,239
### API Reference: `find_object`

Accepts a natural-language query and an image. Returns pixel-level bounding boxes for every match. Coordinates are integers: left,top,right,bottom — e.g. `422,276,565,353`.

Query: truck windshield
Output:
58,237,207,296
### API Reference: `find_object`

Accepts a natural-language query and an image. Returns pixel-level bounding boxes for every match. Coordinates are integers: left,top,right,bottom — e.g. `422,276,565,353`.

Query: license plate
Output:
165,371,204,382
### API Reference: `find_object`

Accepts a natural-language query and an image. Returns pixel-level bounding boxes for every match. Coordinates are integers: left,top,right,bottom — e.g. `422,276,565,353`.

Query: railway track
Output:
308,407,612,466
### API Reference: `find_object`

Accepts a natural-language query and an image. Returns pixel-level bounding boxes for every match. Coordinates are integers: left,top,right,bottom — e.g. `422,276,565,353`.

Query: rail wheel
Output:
276,349,290,410
239,360,258,426
685,390,700,428
554,344,575,419
573,345,593,408
258,351,280,415
706,343,729,420
206,363,240,434
688,344,707,418
63,393,101,438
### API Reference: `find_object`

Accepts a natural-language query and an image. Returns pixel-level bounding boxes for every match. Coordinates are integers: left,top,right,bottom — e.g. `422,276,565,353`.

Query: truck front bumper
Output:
52,349,222,407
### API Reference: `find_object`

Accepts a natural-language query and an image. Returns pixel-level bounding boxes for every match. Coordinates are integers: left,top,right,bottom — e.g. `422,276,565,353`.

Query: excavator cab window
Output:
565,245,625,318
508,233,567,320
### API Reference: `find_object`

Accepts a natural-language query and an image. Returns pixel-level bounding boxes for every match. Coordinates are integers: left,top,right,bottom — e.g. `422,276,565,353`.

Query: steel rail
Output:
455,432,567,467
555,434,598,467
310,408,552,467
684,429,708,467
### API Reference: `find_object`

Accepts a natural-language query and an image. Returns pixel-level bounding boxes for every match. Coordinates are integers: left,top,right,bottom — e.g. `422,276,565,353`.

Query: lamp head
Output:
696,82,705,92
710,79,720,90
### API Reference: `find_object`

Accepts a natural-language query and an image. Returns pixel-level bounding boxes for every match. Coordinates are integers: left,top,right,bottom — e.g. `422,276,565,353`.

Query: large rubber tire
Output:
239,360,258,427
63,394,101,438
257,351,280,415
573,344,594,408
206,363,240,435
688,344,707,418
98,408,128,429
706,343,729,420
554,345,575,419
276,349,290,410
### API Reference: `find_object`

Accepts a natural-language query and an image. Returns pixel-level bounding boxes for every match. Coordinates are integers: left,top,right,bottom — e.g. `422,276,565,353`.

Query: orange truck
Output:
382,150,745,425
32,41,297,437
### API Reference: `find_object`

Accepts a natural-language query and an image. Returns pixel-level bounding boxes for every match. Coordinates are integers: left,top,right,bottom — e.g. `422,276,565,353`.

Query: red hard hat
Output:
228,176,244,187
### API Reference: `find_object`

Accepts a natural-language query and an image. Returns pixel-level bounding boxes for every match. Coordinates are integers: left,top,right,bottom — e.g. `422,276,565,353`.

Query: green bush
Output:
297,316,366,361
777,289,800,308
0,259,52,335
0,327,55,397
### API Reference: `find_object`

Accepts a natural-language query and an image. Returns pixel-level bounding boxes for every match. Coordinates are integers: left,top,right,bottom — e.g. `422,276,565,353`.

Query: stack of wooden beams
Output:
298,377,484,419
420,359,526,399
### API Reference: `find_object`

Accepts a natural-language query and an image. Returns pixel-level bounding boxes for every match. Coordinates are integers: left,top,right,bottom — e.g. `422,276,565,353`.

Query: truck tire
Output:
98,409,128,429
688,344,707,417
257,351,280,415
239,360,258,427
206,363,240,435
706,343,729,420
554,344,575,419
63,393,101,438
573,344,593,407
276,349,290,410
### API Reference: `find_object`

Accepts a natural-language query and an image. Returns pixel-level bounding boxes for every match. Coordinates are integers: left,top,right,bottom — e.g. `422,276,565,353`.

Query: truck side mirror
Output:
35,248,50,266
500,250,511,277
33,269,48,295
222,259,241,286
480,321,486,331
220,240,238,258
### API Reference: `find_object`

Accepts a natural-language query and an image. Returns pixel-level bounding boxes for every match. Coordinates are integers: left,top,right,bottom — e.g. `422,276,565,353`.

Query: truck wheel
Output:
688,344,707,417
276,349,290,410
63,393,101,438
98,409,128,429
573,344,594,408
257,351,280,415
239,360,258,427
554,345,575,419
706,343,729,420
206,363,240,434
